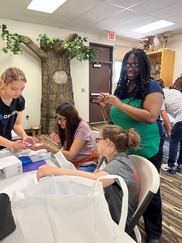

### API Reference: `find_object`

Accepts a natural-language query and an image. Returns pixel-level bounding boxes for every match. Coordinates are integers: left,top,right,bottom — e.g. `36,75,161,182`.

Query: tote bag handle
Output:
97,175,128,231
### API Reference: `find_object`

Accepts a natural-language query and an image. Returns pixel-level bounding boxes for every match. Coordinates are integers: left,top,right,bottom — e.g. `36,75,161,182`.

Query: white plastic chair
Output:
126,155,160,243
91,130,100,150
91,130,106,168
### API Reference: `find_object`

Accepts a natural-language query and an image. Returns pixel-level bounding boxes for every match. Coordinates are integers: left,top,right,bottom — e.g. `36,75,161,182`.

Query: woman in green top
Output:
98,48,164,243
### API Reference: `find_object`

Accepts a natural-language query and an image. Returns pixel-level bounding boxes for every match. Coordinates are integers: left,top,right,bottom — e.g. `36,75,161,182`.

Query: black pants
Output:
143,138,164,240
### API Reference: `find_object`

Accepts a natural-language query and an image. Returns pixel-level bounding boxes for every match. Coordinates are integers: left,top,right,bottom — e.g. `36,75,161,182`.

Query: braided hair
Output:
114,48,151,100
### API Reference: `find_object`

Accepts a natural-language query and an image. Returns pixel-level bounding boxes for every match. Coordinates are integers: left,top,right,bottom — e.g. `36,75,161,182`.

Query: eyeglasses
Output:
55,117,67,122
126,62,140,69
95,138,104,143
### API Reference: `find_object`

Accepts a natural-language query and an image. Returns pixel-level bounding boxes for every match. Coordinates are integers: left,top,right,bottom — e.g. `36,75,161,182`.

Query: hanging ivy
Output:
63,36,101,62
37,33,60,50
0,24,28,54
0,24,101,62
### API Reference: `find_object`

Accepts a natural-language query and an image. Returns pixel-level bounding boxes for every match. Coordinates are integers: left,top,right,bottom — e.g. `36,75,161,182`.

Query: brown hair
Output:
56,102,82,150
172,76,182,93
0,67,27,86
100,125,141,153
156,79,165,88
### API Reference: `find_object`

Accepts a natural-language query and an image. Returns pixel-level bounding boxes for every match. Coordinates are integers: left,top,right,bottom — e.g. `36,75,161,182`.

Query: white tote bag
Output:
12,175,128,243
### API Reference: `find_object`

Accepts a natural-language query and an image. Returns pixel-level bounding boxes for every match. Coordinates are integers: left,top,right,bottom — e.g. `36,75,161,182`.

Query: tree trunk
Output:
0,27,91,135
41,49,74,134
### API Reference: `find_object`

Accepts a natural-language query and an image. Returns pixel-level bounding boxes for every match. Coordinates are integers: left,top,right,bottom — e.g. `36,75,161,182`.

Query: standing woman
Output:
98,48,164,243
0,67,35,150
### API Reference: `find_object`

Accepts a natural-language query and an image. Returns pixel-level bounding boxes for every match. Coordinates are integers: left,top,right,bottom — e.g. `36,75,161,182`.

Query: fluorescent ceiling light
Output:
27,0,67,13
132,20,174,33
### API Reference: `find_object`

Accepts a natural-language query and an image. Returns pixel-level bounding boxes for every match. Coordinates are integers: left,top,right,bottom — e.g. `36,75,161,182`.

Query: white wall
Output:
168,33,182,81
0,18,137,129
0,18,181,131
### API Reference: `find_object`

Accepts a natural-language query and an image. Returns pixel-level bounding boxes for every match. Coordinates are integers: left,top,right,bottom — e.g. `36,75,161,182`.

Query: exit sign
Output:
107,32,116,40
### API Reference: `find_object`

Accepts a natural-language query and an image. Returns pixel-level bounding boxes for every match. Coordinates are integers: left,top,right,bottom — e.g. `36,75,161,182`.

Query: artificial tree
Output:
0,24,99,133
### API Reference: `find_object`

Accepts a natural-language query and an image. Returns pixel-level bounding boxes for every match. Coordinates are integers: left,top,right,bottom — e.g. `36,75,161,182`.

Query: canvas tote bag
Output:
12,175,128,243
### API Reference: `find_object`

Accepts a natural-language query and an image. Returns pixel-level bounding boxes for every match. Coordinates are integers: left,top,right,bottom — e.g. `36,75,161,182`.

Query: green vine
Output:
0,24,28,54
63,36,101,62
37,33,60,50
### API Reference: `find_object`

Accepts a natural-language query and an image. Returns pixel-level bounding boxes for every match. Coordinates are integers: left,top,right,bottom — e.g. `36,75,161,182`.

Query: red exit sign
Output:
107,32,116,40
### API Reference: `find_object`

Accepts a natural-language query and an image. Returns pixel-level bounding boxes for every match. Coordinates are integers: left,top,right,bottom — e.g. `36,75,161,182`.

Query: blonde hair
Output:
100,125,141,152
0,67,27,86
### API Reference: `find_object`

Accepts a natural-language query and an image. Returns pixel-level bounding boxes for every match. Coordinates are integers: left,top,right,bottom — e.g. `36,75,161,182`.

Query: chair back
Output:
126,155,160,235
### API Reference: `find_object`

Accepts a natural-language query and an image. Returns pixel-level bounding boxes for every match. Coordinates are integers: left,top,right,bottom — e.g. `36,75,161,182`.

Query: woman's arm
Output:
37,164,114,187
13,111,36,145
13,112,27,138
35,137,86,161
161,110,172,137
0,135,16,149
106,93,163,124
61,139,86,160
0,111,36,149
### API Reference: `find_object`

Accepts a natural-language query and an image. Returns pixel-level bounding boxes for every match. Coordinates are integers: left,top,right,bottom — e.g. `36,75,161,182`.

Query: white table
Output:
2,222,136,243
0,159,56,194
0,159,136,243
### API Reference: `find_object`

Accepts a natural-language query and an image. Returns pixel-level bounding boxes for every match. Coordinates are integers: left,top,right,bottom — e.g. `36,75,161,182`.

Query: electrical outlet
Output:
26,115,29,120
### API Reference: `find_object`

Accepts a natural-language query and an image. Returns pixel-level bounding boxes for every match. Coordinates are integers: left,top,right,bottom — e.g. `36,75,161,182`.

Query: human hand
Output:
102,94,122,109
166,129,172,140
13,140,34,150
33,135,49,151
50,132,61,144
37,164,57,181
164,125,172,139
23,135,36,146
97,92,109,108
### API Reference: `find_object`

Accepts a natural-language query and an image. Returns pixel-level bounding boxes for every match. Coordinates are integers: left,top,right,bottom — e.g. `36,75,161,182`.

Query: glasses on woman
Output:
55,117,67,122
126,62,140,68
95,138,104,143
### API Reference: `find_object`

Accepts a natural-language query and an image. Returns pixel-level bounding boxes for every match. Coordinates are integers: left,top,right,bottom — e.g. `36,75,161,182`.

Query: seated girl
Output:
35,102,98,172
37,124,141,226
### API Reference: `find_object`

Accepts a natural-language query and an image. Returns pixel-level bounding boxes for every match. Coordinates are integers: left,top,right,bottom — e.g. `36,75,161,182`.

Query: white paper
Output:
54,151,76,170
18,146,48,157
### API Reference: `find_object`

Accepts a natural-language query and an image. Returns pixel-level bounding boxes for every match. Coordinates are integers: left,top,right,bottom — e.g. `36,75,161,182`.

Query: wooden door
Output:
89,43,113,123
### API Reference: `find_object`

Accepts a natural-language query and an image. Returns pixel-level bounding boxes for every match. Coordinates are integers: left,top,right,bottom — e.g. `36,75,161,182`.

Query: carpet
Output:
138,169,182,243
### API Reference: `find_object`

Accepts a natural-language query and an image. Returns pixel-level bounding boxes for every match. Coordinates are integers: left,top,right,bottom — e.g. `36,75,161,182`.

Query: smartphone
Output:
23,142,33,147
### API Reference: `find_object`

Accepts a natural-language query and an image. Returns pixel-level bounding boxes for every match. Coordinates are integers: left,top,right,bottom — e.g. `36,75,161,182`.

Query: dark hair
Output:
0,67,27,86
170,76,182,93
100,125,141,153
114,48,151,100
156,79,165,88
56,102,81,150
